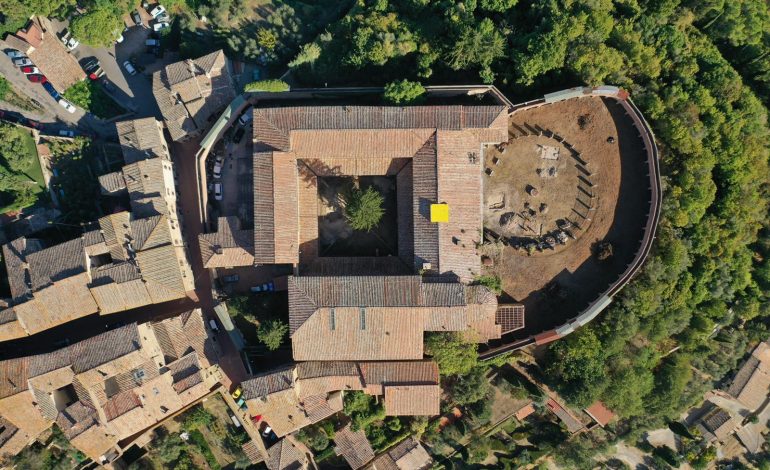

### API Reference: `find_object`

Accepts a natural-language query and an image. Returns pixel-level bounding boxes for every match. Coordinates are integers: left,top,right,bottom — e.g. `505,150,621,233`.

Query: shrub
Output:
296,426,330,451
473,275,502,295
244,79,290,92
343,186,385,232
383,79,425,104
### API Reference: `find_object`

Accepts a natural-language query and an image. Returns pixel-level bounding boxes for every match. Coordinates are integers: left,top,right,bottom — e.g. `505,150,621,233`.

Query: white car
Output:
213,162,222,179
13,57,33,67
4,50,25,59
58,129,75,137
214,183,222,201
65,37,79,50
58,99,76,114
115,34,124,44
152,21,170,32
238,106,254,126
150,5,167,18
123,60,137,76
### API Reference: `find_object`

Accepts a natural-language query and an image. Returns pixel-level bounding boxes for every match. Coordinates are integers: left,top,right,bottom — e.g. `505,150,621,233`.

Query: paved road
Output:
0,39,115,137
49,18,161,118
173,137,248,385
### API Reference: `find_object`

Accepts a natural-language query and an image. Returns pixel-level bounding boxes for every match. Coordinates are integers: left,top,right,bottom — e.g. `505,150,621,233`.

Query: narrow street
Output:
172,137,248,386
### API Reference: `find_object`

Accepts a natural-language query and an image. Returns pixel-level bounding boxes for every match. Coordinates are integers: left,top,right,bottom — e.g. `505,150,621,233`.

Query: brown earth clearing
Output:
481,96,650,338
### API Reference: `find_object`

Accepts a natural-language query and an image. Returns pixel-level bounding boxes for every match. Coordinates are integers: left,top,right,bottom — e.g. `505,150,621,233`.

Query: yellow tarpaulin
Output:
430,203,449,223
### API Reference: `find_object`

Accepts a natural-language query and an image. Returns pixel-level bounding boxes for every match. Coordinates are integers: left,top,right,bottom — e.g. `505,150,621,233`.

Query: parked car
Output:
150,5,167,18
101,78,116,93
59,30,79,50
64,36,79,50
13,57,33,67
152,21,170,32
42,82,60,100
131,10,143,26
222,274,239,283
214,183,223,201
123,60,137,76
208,319,220,332
20,66,40,75
115,34,124,44
231,387,242,400
58,99,76,114
4,49,25,59
26,74,46,83
238,106,254,126
145,39,160,47
233,127,246,144
213,162,222,179
58,129,75,137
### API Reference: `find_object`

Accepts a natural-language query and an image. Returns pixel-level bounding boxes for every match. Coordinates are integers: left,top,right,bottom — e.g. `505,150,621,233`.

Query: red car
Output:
26,74,46,83
20,66,40,75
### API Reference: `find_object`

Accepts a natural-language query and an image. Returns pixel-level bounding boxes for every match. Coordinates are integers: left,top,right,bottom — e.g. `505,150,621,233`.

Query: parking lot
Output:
208,116,254,226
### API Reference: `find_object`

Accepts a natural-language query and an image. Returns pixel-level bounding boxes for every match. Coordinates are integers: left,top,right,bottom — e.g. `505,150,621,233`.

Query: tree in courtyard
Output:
257,319,289,350
343,186,385,232
424,332,478,376
383,79,425,105
257,29,278,52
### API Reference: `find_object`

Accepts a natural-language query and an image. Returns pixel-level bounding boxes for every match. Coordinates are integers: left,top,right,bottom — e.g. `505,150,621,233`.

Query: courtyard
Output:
481,96,651,338
317,175,398,257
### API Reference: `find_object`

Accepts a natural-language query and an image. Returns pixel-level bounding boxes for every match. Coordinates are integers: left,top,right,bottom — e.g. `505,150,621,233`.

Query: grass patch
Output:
0,76,37,111
64,81,125,119
0,124,46,213
187,429,221,470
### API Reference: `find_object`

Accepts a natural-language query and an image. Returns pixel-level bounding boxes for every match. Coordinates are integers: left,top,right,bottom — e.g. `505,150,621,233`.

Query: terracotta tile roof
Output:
241,367,295,400
727,342,770,411
4,35,33,54
26,238,86,291
103,389,142,421
69,324,141,373
250,104,507,273
300,257,412,276
372,437,432,470
545,399,585,434
334,424,375,469
359,361,439,395
383,384,440,416
199,217,254,268
22,17,84,90
302,392,343,423
99,171,127,195
585,401,615,427
123,158,171,217
254,105,507,152
291,306,425,361
266,438,307,470
289,276,500,360
242,440,264,464
514,403,535,421
56,401,99,439
698,407,738,442
2,237,41,300
116,118,169,163
295,362,360,380
152,50,234,141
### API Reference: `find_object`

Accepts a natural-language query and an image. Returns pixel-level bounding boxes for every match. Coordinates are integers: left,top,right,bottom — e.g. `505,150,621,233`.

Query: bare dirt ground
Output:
481,97,650,338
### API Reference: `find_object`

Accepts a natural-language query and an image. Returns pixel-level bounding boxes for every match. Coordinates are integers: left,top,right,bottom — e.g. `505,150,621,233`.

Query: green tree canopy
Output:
256,319,289,351
383,79,425,104
343,186,385,232
424,332,478,377
70,6,123,46
289,43,322,68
